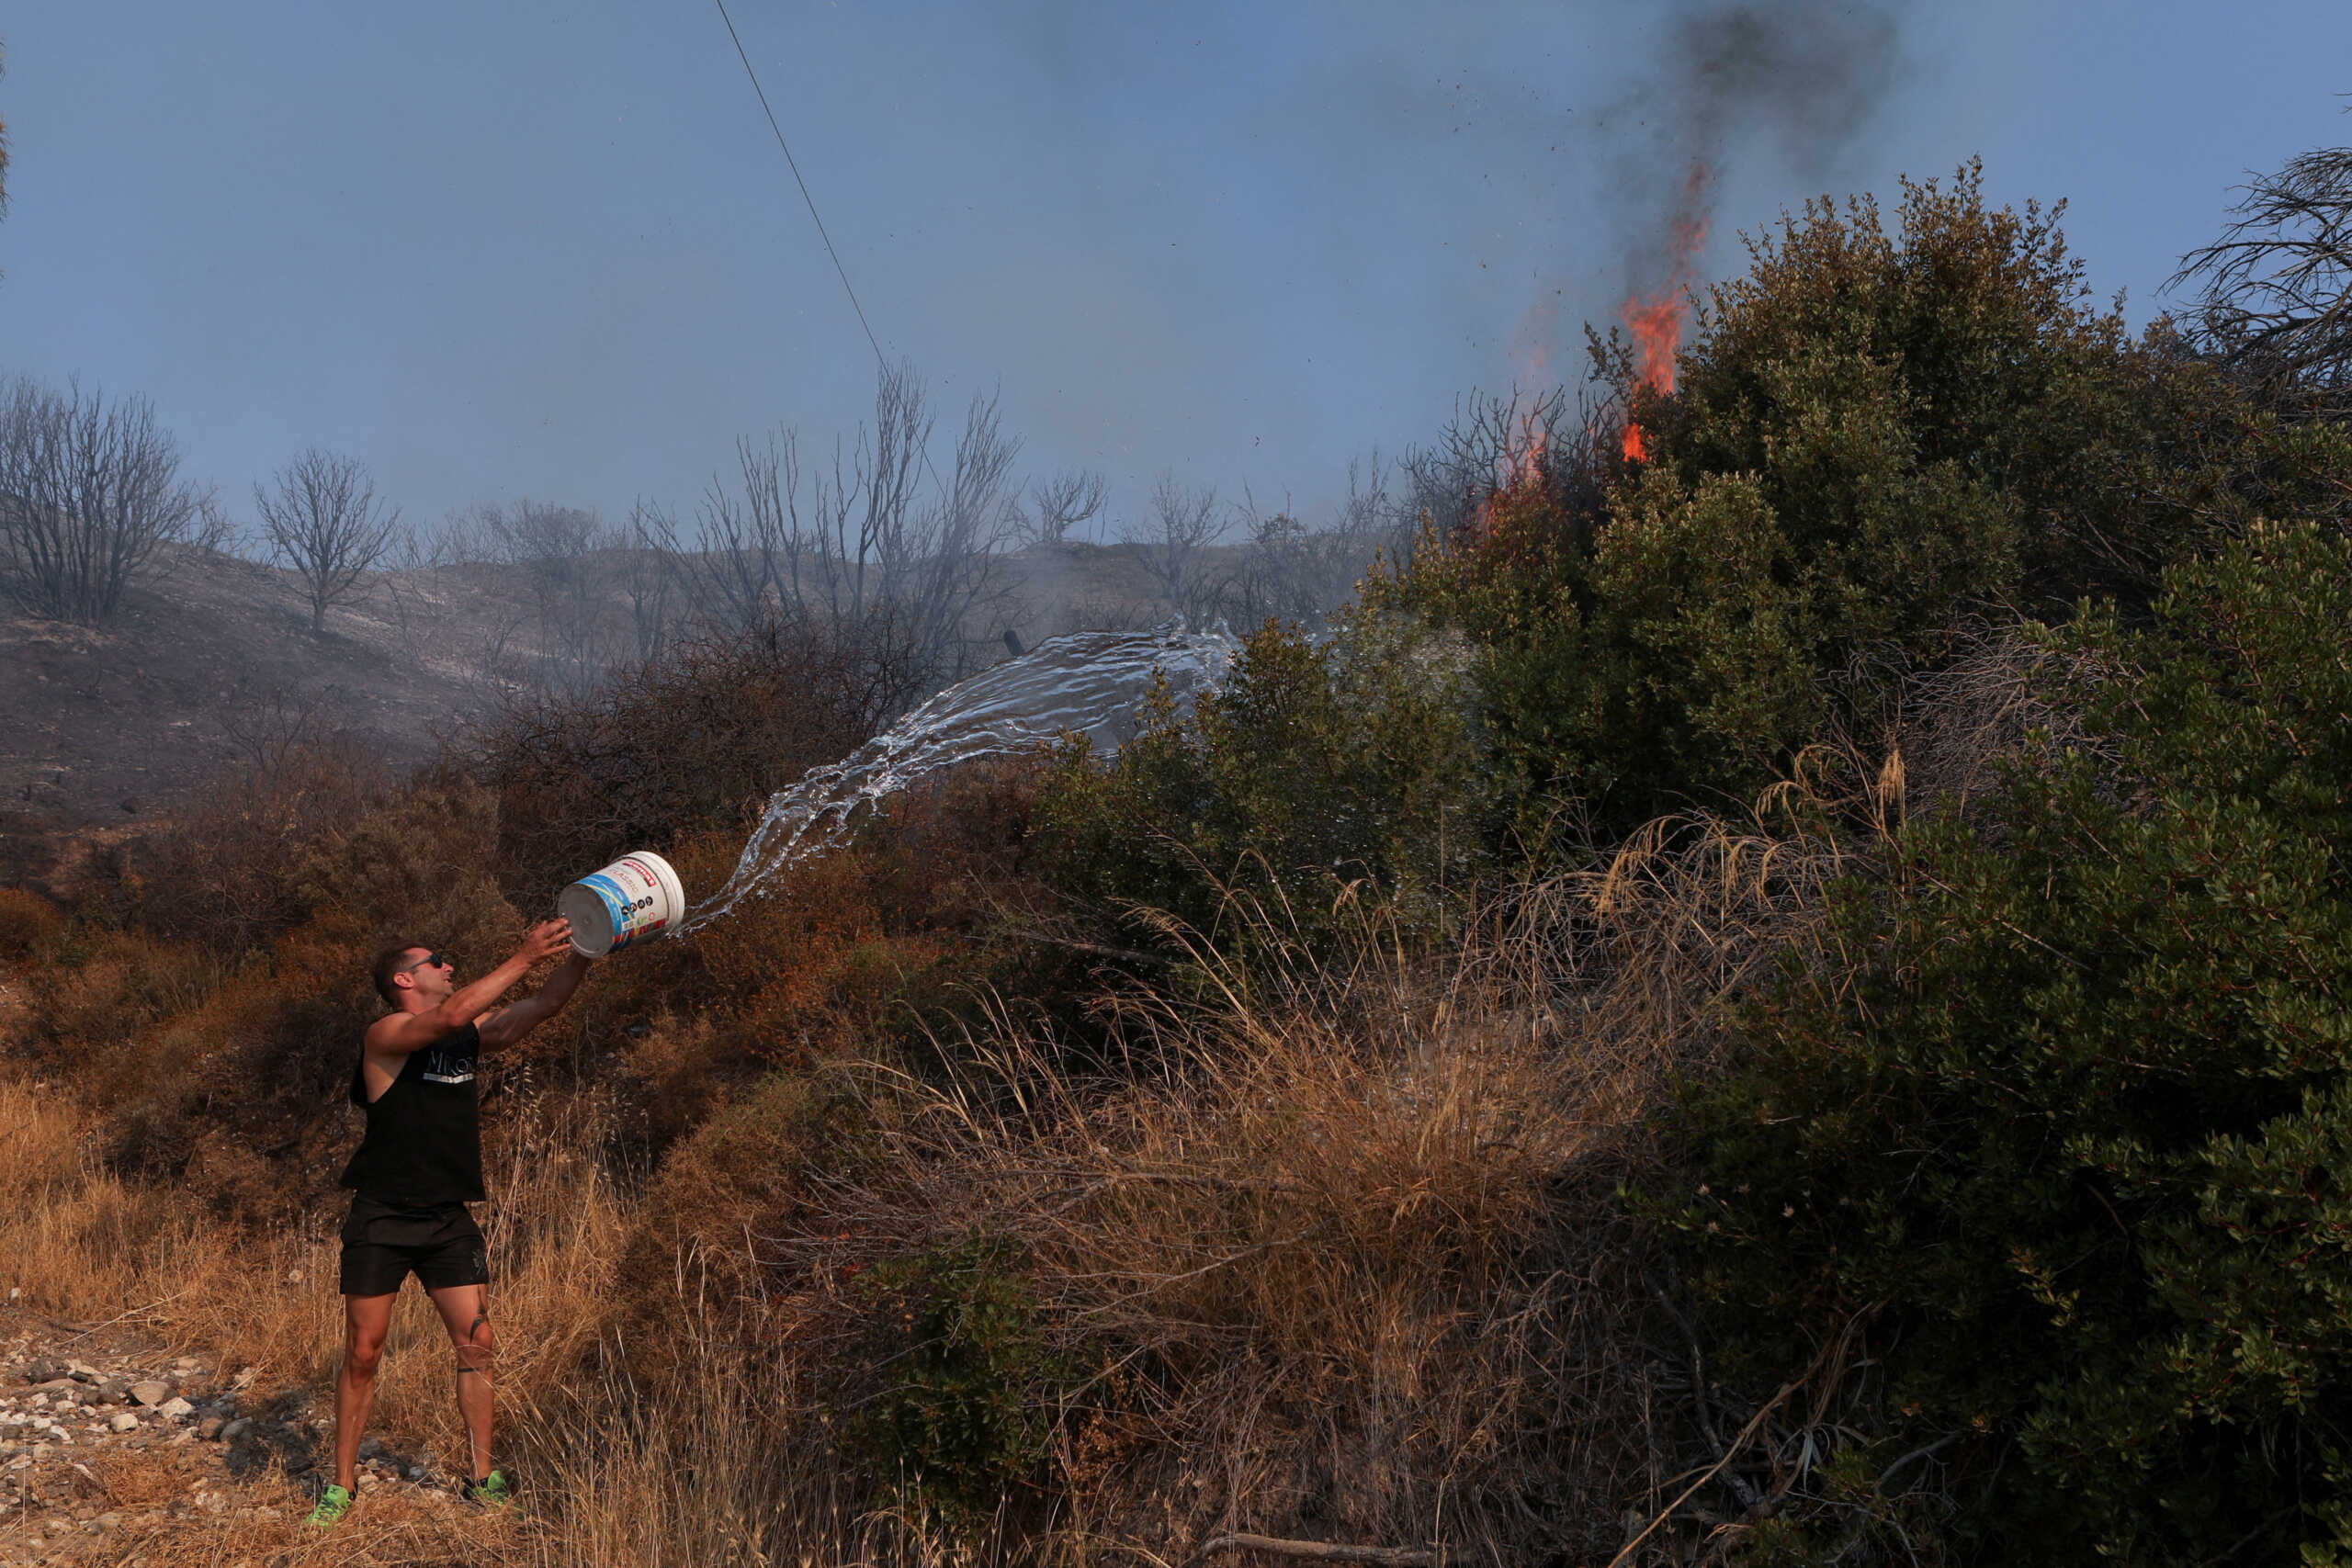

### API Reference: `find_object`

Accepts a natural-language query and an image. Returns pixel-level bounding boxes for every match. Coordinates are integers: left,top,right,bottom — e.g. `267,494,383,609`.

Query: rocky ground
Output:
0,1329,514,1567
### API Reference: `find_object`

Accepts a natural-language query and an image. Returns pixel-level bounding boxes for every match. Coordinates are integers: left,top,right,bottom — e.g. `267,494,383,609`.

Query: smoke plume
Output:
1612,0,1909,283
1589,0,1911,455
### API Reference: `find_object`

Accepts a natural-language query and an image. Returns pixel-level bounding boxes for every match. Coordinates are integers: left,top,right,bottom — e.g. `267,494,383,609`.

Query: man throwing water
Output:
307,920,592,1529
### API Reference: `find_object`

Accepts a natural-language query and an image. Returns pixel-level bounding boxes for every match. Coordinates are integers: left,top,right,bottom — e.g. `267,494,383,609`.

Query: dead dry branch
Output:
1192,1534,1438,1566
1889,619,2122,819
2172,141,2352,403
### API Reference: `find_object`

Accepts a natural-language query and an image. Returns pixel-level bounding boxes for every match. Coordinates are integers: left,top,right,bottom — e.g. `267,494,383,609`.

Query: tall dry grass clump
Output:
0,1073,340,1386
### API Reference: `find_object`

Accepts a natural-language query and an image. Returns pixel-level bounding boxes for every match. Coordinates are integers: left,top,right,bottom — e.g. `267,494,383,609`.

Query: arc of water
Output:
678,619,1238,932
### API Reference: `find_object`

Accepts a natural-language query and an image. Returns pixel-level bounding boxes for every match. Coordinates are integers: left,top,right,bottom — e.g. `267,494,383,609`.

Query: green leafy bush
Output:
1674,522,2352,1563
1035,615,1491,956
1661,164,2182,608
853,1235,1067,1516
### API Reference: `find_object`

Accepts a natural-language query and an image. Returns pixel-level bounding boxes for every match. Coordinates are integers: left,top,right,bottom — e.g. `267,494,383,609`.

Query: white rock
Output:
155,1397,193,1419
109,1412,138,1433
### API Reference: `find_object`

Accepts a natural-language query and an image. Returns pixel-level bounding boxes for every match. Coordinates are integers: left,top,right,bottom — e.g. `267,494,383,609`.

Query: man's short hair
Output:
372,943,427,1007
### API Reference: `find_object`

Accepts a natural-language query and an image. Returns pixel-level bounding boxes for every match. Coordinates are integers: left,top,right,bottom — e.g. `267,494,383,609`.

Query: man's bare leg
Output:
334,1294,397,1494
428,1282,496,1482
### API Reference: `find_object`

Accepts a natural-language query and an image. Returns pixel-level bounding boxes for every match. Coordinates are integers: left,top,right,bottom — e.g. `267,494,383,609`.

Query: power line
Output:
710,0,892,375
710,0,975,527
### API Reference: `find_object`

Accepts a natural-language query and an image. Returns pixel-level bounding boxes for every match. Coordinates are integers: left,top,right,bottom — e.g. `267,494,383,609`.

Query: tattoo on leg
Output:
456,1306,494,1376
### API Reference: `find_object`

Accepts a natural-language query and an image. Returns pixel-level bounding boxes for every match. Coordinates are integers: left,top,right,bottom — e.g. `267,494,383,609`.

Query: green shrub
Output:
1393,465,1837,830
1663,164,2154,607
1035,615,1491,959
1044,165,2348,950
1673,522,2352,1563
853,1235,1067,1516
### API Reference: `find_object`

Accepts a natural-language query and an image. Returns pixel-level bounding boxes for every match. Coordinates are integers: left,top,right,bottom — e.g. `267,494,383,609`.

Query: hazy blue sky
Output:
3,2,2346,536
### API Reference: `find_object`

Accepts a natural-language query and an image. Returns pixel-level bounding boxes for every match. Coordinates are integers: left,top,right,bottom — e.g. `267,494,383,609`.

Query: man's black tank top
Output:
339,1022,486,1205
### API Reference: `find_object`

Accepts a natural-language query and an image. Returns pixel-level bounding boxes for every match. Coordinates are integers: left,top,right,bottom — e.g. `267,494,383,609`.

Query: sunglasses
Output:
398,952,448,976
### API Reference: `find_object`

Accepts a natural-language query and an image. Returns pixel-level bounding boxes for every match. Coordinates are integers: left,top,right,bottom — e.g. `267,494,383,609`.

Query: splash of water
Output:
677,619,1239,933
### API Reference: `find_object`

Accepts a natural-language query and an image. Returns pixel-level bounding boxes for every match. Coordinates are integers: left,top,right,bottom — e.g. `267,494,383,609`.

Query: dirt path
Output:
0,1320,521,1568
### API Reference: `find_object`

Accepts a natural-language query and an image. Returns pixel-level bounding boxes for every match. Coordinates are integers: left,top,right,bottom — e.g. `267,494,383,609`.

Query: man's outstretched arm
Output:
371,922,575,1055
476,953,593,1050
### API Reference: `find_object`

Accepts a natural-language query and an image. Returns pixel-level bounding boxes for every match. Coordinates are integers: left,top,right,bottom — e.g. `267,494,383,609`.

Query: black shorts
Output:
337,1196,489,1296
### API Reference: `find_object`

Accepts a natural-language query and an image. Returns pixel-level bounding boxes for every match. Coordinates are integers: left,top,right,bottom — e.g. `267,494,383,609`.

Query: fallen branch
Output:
1606,1377,1804,1568
1190,1534,1439,1567
64,1287,193,1340
1609,1309,1874,1568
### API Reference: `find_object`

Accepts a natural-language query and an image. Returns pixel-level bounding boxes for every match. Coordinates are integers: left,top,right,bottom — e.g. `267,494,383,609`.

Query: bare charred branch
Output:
1188,1534,1440,1567
1023,468,1109,547
1126,471,1227,626
0,375,203,622
254,447,401,633
655,359,1017,720
2173,142,2352,403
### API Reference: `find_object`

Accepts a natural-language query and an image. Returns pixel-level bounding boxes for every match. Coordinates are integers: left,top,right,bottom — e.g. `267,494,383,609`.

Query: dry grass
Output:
0,1074,973,1568
1892,619,2123,817
0,1077,618,1424
0,1076,282,1338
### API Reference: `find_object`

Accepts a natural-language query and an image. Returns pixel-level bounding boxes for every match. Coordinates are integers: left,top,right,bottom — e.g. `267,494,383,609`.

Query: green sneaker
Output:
304,1483,355,1529
460,1469,514,1510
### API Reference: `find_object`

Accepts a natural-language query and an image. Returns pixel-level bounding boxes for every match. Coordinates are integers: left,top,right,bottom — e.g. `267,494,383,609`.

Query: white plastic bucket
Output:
557,851,687,957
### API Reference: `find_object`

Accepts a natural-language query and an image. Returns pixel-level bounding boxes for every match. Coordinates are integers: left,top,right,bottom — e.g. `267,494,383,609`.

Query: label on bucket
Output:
572,855,675,954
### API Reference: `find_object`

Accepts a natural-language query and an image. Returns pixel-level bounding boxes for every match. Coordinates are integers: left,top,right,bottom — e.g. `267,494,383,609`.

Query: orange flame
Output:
1512,422,1548,490
1619,161,1712,463
1464,418,1548,544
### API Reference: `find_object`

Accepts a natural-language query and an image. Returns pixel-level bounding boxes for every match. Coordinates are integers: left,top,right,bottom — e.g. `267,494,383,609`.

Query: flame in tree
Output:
1620,162,1712,463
